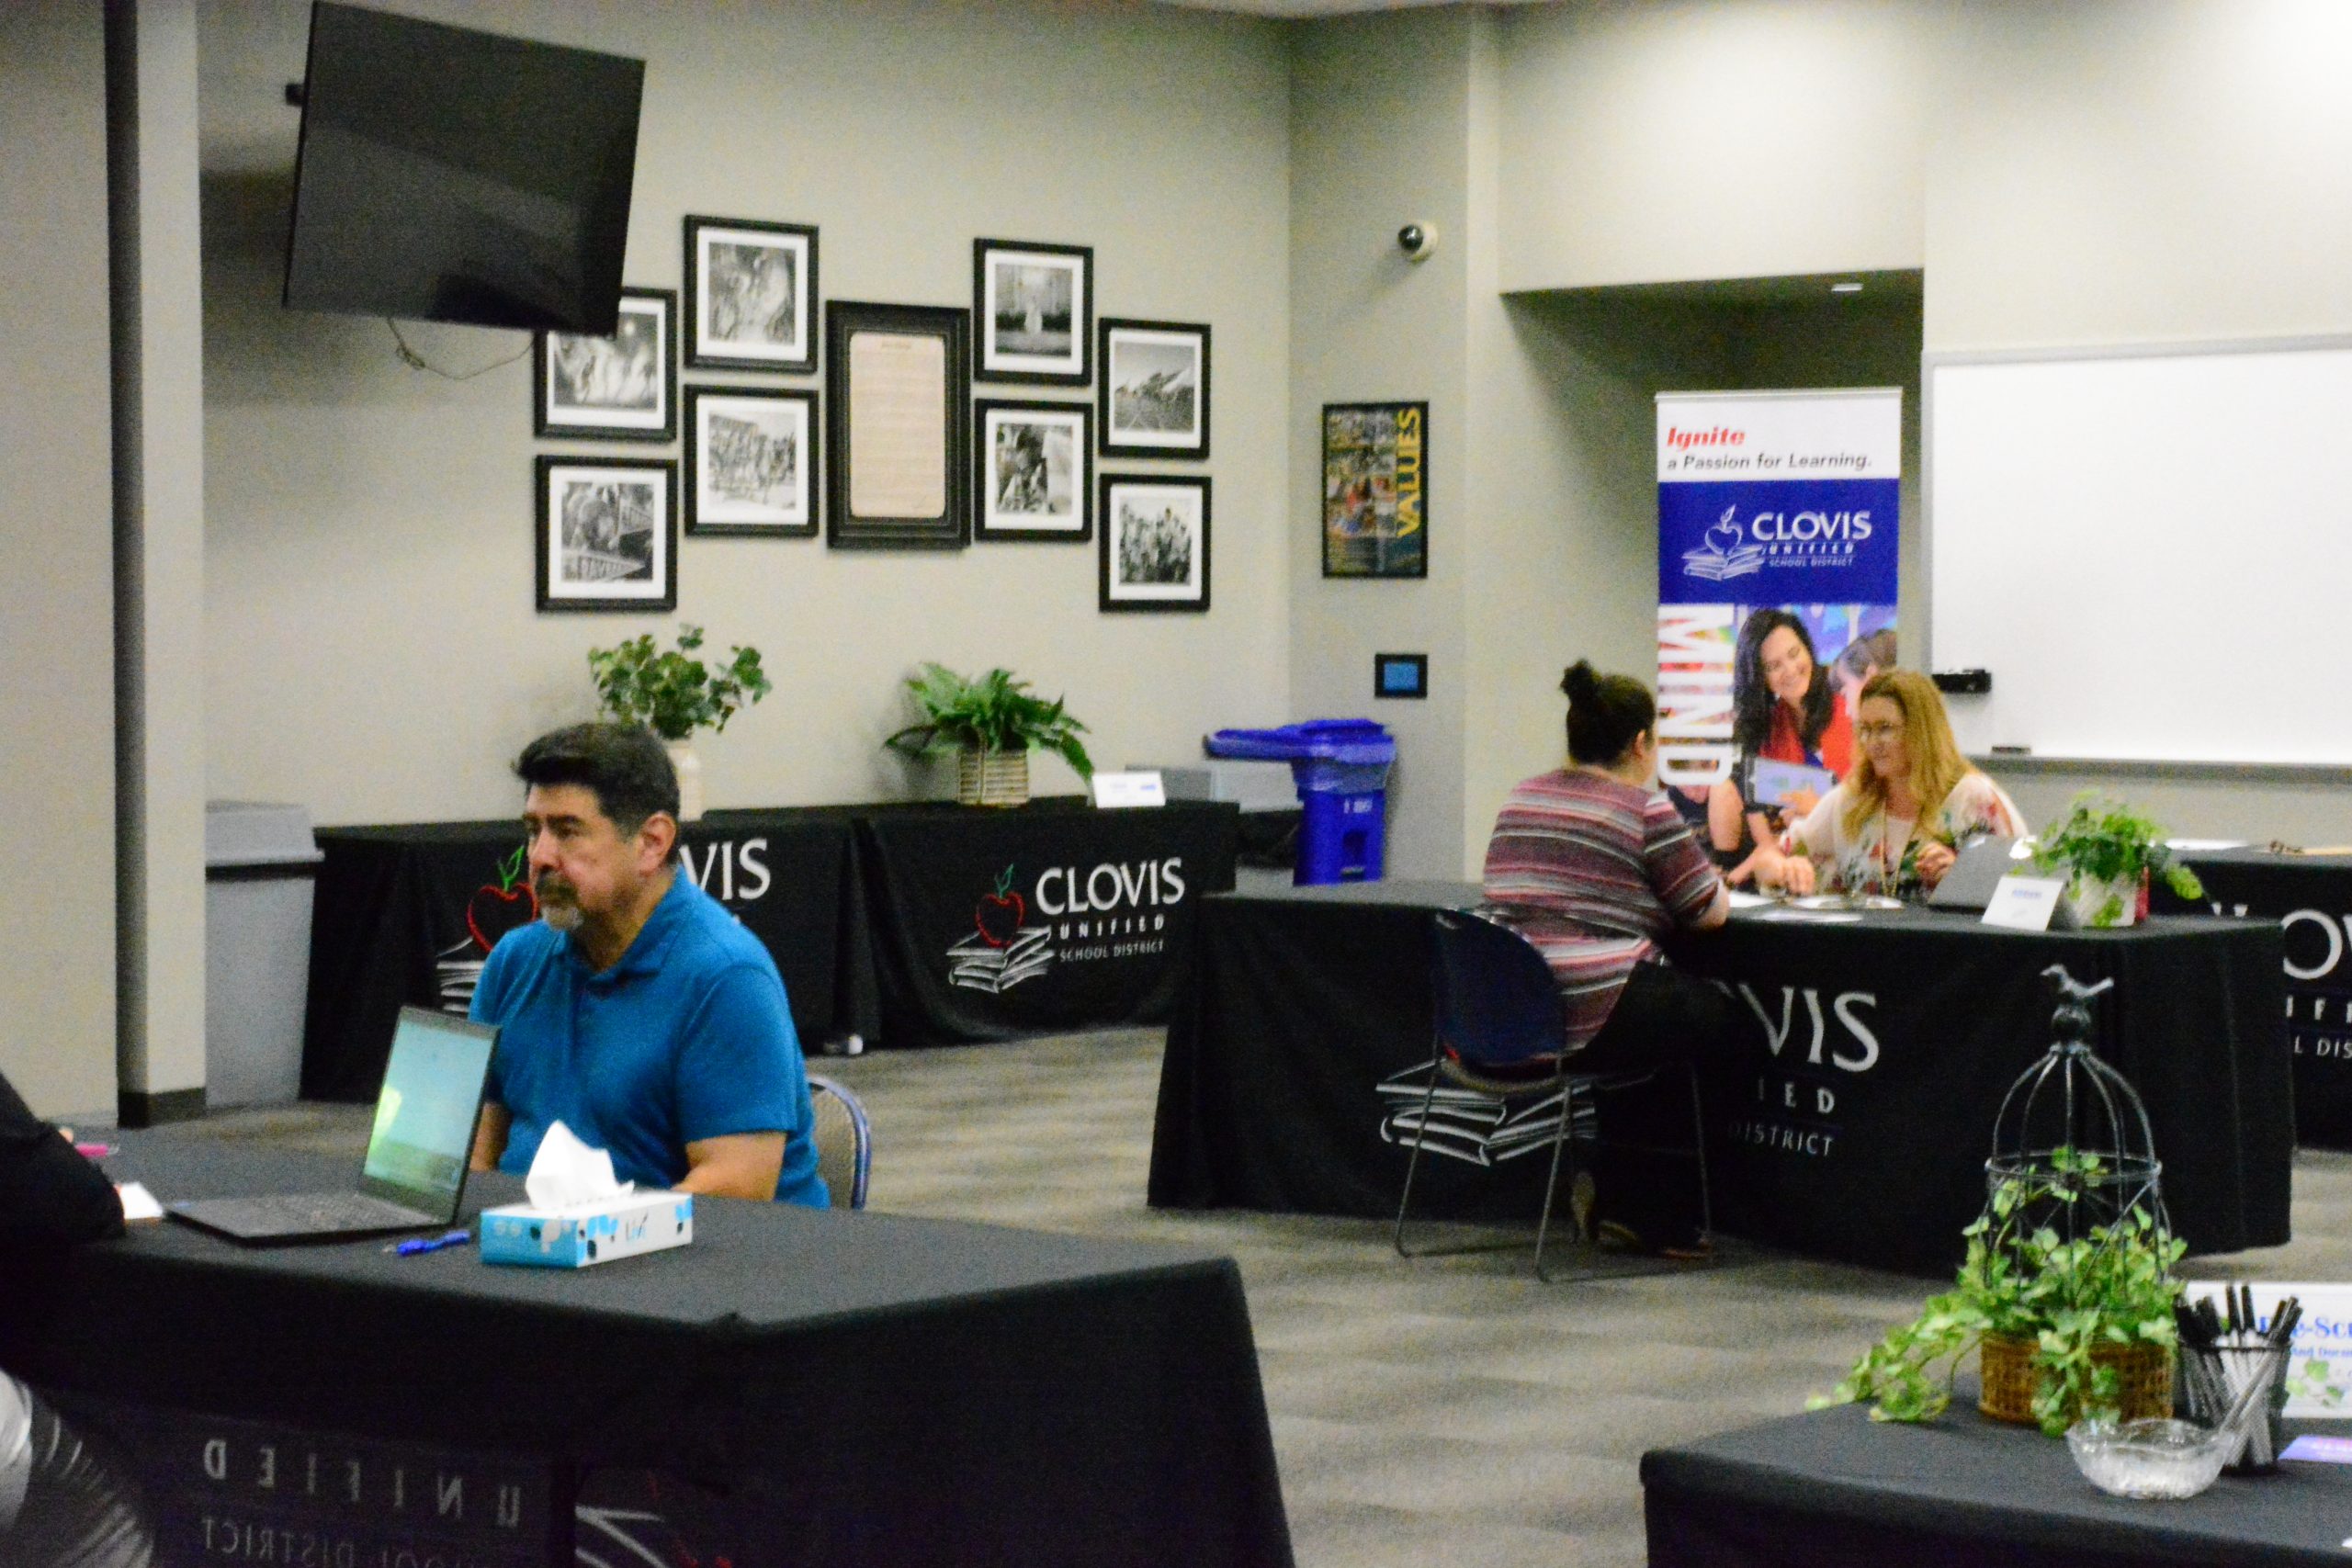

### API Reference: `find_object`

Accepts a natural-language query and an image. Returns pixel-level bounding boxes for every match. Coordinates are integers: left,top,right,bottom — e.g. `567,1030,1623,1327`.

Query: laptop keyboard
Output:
243,1192,433,1228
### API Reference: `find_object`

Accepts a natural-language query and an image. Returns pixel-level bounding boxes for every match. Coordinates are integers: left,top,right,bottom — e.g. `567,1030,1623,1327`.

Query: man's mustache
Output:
536,873,577,903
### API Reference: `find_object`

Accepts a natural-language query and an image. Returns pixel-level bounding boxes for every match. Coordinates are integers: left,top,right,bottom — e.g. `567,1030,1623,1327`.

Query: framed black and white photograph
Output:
535,456,677,612
973,239,1091,386
1099,318,1210,459
535,288,675,441
684,387,818,537
975,400,1091,542
684,216,819,373
825,299,970,549
1099,474,1210,613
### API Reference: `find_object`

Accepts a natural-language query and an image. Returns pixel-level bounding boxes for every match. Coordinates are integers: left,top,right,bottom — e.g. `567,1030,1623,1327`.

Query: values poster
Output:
1654,389,1902,850
1322,400,1427,578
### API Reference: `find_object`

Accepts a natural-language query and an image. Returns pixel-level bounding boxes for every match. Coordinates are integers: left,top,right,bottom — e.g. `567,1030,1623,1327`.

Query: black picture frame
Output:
824,300,970,550
1099,318,1210,459
1322,400,1429,579
1099,473,1210,613
534,456,678,612
975,399,1092,543
972,239,1091,387
683,216,819,374
684,387,819,538
534,288,676,442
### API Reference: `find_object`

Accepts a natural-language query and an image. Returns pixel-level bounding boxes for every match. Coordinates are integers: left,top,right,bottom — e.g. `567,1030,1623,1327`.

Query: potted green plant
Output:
1817,1150,2184,1438
883,663,1094,807
2031,793,2205,929
587,625,772,821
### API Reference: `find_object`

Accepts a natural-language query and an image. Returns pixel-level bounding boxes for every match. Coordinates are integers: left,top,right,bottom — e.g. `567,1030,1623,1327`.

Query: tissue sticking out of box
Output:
526,1120,634,1209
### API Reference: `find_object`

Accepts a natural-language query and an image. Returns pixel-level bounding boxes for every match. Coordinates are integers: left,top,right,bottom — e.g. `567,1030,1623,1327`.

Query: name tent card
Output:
1982,874,2064,931
1091,771,1166,809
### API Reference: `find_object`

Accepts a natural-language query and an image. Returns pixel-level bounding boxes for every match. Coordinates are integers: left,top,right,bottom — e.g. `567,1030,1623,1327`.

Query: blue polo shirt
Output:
470,874,828,1207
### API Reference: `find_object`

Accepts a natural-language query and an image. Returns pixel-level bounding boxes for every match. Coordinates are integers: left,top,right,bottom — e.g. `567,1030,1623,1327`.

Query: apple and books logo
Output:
435,845,540,1014
946,864,1054,995
1681,505,1766,583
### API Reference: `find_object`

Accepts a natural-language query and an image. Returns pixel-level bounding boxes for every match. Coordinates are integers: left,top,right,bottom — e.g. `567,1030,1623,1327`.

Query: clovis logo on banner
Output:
1655,389,1902,793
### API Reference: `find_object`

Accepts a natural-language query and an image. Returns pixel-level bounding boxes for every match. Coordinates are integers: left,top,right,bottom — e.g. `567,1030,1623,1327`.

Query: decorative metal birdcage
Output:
1973,963,2178,1427
1984,964,2169,1240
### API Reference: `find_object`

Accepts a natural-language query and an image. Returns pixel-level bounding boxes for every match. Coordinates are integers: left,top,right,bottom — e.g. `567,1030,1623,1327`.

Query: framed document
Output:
824,301,970,549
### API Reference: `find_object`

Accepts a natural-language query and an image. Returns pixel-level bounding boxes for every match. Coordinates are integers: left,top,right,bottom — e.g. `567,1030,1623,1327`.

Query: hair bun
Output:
1559,660,1599,702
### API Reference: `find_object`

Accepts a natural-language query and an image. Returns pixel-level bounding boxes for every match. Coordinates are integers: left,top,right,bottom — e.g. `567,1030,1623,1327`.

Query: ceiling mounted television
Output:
282,2,644,333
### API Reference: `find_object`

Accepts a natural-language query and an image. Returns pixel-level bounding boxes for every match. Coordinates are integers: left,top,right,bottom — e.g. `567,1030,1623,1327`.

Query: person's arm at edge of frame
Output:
469,1101,509,1173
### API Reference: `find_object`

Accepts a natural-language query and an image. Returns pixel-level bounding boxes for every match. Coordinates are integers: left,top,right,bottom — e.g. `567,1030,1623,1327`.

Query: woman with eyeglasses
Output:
1751,669,2025,898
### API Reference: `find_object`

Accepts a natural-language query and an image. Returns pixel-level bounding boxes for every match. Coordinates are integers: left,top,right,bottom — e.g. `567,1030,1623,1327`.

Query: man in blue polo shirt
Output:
467,722,827,1206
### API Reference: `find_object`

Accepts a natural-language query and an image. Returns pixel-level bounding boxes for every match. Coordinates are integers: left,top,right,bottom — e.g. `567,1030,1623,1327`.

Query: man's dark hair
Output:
515,723,681,848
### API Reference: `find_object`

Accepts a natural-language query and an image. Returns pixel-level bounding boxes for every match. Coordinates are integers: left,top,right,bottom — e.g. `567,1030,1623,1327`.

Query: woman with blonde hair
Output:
1751,669,2025,898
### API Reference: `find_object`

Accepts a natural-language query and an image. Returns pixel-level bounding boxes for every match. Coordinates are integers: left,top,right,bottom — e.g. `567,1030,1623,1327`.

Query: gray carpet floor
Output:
178,1029,2352,1568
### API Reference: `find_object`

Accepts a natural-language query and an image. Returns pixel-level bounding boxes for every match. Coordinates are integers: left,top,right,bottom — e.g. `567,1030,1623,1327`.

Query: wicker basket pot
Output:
956,747,1030,807
1979,1331,2173,1427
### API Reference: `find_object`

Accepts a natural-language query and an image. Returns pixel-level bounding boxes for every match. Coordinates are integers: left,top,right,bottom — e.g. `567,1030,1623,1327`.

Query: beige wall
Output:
198,0,1292,825
1496,0,1932,293
1287,8,1479,877
2,2,119,1118
1925,0,2352,351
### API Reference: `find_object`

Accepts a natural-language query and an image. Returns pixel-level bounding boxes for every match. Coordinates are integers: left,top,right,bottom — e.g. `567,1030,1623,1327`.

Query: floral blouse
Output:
1781,772,2027,897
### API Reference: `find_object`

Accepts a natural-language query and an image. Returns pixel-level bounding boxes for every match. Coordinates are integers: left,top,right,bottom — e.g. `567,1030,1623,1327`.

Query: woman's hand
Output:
1780,786,1821,818
1914,840,1957,889
1752,848,1816,897
1724,850,1759,887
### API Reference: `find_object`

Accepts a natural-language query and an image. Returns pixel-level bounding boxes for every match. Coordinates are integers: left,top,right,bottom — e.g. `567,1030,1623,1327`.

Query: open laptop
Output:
1928,835,2030,912
170,1007,497,1245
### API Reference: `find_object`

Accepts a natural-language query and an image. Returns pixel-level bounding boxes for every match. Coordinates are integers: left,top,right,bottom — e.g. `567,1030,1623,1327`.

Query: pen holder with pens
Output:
2179,1343,2291,1472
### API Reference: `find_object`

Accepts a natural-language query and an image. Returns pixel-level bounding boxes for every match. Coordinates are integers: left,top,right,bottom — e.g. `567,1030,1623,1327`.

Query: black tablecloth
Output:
2160,848,2352,1148
1148,882,2290,1273
303,800,1238,1098
1643,1395,2352,1567
3,1135,1293,1568
855,799,1238,1048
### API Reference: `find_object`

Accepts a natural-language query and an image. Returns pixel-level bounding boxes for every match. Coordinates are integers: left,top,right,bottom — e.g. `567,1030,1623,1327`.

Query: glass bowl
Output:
2065,1416,2230,1500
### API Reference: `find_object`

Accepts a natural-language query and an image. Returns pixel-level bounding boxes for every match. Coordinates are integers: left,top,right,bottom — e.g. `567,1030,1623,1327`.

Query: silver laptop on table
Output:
170,1007,497,1245
1927,836,2030,912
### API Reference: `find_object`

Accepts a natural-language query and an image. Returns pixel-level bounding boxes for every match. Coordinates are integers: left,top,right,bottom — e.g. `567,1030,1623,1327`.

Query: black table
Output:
2160,847,2352,1149
854,797,1238,1048
3,1135,1293,1568
1644,1394,2352,1567
1148,881,2290,1273
303,799,1238,1099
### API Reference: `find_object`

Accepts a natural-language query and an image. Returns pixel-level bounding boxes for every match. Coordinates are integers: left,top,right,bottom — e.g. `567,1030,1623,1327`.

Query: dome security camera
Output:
1396,222,1437,262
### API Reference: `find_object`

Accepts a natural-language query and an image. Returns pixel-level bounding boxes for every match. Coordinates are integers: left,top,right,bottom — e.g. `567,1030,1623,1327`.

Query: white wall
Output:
2,1,118,1118
1496,0,1931,292
198,0,1292,825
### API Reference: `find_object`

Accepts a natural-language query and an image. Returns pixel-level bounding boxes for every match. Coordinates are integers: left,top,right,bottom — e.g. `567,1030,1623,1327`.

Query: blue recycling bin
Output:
1204,720,1395,885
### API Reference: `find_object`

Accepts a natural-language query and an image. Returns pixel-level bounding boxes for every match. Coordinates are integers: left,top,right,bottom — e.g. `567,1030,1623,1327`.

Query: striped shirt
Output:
1481,769,1724,1053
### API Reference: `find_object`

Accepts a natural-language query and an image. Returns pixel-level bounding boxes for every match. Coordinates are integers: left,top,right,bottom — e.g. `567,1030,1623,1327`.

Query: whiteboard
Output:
1928,339,2352,765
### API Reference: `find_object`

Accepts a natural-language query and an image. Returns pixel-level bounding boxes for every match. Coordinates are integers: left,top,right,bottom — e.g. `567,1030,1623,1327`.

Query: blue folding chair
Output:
808,1075,873,1210
1392,907,1711,1280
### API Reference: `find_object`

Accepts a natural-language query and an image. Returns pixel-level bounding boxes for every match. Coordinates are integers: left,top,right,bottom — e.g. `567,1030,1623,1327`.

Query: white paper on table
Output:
116,1181,164,1223
1726,890,1777,909
1982,874,2064,931
525,1120,634,1210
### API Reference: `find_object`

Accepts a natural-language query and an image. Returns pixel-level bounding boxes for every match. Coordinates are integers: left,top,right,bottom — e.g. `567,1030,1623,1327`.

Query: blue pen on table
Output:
387,1229,471,1257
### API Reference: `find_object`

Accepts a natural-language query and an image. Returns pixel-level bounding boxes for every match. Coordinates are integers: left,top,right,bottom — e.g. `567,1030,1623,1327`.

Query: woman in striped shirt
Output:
1481,660,1752,1257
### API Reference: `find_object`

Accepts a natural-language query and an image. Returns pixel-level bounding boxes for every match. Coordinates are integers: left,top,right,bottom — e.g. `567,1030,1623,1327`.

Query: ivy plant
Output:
2031,793,2205,925
588,625,772,743
1815,1148,2184,1438
883,663,1094,779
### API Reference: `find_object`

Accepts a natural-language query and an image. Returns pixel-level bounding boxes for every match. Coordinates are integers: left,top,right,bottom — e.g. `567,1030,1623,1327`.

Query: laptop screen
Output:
359,1008,497,1213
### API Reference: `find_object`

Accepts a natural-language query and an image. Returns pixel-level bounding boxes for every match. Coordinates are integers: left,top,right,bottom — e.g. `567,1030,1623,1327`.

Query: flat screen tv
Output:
282,2,644,333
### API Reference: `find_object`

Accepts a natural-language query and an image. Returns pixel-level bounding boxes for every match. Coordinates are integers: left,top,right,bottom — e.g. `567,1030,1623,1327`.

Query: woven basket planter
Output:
1979,1331,2173,1427
956,747,1030,807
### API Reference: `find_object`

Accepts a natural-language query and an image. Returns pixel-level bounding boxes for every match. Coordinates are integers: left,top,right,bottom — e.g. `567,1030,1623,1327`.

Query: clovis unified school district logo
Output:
946,865,1054,994
1682,506,1765,582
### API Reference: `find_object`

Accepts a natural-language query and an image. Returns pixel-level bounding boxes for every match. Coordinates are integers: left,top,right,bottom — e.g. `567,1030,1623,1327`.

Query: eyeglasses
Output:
1855,723,1904,741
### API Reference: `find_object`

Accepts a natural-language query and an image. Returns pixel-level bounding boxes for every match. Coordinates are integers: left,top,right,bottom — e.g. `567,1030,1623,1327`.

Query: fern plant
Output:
883,663,1094,778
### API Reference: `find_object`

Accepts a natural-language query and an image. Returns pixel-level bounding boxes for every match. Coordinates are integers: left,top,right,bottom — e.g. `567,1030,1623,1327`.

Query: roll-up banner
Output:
1656,389,1901,853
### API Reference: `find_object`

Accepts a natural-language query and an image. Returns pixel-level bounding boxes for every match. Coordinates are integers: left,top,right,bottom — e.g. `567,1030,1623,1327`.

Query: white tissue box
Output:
479,1192,694,1269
